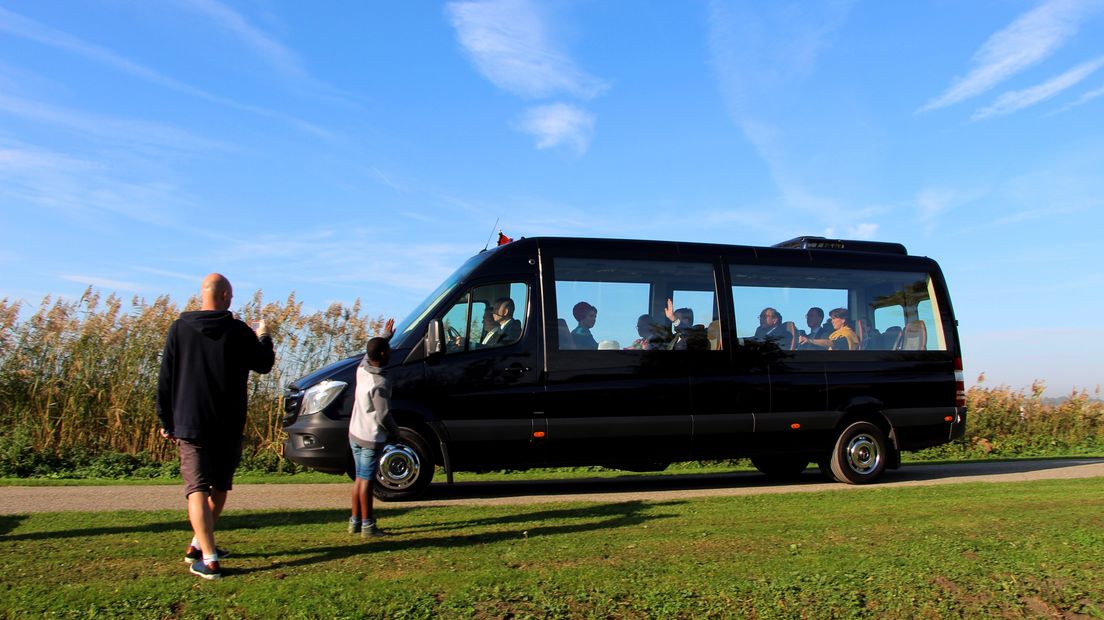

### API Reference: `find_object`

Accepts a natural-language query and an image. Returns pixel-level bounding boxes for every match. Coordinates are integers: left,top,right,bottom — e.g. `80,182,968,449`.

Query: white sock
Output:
202,553,218,564
190,536,199,549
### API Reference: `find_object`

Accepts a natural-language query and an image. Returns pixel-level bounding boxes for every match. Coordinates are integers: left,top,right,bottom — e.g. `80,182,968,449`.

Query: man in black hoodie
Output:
157,273,275,580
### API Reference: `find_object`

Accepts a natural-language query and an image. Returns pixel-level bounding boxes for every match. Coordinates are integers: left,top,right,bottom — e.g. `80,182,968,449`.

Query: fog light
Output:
301,435,316,447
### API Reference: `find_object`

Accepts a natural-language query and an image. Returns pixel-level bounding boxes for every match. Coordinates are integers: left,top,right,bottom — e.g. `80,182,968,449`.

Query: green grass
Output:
2,478,1102,619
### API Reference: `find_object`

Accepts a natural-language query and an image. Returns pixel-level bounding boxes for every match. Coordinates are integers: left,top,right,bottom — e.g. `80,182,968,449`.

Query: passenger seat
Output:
557,318,575,349
780,321,798,351
852,319,867,351
881,326,903,350
895,320,927,351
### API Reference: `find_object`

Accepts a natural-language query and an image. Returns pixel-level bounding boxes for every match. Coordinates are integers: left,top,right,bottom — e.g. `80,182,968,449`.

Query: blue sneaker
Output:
361,520,386,538
183,545,230,563
189,559,221,580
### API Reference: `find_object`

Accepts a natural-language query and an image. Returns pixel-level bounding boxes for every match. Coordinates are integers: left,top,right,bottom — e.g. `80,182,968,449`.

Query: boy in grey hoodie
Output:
348,336,400,537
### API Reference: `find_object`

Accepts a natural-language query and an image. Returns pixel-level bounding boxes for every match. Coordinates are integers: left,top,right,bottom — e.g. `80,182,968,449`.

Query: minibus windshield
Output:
387,252,488,349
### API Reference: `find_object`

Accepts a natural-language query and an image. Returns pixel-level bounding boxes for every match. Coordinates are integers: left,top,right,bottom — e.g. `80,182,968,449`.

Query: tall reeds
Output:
0,289,385,464
0,289,1100,469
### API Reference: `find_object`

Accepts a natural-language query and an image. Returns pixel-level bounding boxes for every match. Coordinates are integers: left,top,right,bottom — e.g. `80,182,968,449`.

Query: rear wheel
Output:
373,428,435,501
828,421,888,484
751,455,809,480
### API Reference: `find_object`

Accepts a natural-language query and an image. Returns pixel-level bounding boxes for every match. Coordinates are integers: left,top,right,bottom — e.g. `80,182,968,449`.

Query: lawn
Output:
1,478,1102,619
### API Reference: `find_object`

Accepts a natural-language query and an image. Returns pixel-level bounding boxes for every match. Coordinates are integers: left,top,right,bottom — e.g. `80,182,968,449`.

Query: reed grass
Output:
0,289,385,468
0,289,1100,475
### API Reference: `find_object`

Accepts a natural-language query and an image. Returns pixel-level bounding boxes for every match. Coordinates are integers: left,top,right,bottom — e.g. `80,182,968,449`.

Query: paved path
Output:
1,458,1102,514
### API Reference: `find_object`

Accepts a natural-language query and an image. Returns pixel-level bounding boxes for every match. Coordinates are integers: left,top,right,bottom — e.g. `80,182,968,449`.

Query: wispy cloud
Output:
973,56,1104,119
0,6,332,137
178,0,305,77
515,103,594,155
1049,81,1104,114
446,0,606,99
921,0,1101,112
705,1,864,229
824,223,879,240
61,274,144,293
0,140,187,226
0,93,229,154
446,0,605,153
916,186,986,233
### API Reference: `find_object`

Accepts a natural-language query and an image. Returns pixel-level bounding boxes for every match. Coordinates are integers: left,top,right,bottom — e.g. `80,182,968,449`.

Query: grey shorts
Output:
178,438,243,498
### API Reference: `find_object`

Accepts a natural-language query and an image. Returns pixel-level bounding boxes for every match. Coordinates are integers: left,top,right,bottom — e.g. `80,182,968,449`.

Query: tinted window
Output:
554,258,720,351
441,282,528,354
729,265,947,352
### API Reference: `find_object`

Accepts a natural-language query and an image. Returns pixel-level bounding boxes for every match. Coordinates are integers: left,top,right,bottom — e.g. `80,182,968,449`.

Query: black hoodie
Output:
156,310,275,441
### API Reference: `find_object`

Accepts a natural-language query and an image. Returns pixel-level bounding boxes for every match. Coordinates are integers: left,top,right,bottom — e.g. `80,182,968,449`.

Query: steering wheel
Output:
447,325,462,341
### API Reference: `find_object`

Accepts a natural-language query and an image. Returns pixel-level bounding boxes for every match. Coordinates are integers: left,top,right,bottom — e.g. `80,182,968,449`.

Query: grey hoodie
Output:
349,359,399,448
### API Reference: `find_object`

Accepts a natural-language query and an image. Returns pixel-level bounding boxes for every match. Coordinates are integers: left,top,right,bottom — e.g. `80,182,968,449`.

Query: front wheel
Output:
828,421,888,484
373,428,435,501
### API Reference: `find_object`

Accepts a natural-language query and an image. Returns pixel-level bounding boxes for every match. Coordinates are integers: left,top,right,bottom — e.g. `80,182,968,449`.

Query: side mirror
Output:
424,319,445,357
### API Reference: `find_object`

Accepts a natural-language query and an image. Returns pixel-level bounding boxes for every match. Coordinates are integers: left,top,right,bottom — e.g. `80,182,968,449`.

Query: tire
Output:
373,428,435,501
751,455,809,480
828,421,888,484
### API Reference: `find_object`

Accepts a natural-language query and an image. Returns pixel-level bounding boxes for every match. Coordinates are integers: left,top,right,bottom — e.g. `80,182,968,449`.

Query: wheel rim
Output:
845,433,881,475
376,443,421,490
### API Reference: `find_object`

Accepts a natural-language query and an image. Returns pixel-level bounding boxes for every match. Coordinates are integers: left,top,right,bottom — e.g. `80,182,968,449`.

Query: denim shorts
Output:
349,439,379,481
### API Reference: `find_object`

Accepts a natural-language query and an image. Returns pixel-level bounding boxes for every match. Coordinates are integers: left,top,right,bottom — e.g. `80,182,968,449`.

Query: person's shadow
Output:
228,500,683,576
0,507,419,543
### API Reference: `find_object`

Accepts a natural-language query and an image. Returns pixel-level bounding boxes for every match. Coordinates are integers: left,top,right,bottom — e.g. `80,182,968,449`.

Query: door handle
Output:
503,365,531,377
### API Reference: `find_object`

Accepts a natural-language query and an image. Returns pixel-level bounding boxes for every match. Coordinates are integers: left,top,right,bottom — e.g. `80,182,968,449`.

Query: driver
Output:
481,297,521,346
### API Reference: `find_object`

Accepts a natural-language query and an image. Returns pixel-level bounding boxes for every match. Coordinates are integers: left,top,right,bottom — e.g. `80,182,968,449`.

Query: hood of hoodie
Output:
179,310,236,339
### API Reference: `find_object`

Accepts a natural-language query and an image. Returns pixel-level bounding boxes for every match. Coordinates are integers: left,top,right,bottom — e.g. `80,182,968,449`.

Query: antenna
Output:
482,217,500,252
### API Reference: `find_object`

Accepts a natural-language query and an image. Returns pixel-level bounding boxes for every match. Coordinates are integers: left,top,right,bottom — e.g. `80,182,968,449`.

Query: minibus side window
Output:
442,282,528,354
729,265,948,352
554,258,720,351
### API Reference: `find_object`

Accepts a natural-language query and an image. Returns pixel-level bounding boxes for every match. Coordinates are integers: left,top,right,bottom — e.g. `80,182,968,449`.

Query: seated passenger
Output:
625,314,665,350
754,307,794,350
686,325,710,351
571,301,598,350
663,299,695,350
798,306,830,349
706,320,722,350
806,307,858,350
480,297,522,347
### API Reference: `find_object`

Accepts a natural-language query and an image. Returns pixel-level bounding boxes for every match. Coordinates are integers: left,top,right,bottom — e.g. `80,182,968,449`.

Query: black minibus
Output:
281,236,966,499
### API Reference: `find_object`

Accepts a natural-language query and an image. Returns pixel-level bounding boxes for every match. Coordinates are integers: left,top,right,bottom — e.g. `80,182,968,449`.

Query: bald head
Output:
201,273,233,311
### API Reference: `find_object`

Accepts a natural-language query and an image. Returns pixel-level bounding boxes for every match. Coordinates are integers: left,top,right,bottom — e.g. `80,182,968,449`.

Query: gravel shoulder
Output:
1,458,1102,514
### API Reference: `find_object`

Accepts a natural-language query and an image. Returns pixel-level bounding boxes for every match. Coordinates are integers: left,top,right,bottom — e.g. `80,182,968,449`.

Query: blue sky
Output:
2,0,1102,395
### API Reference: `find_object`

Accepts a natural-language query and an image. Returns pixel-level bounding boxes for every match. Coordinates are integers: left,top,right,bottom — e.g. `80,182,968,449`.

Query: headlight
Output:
300,380,347,416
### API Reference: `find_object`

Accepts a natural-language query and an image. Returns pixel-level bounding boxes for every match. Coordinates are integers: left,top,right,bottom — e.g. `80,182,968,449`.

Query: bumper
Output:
283,415,351,475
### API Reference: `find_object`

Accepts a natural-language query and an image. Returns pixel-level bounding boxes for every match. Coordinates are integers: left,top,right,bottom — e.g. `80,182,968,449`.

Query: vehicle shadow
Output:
885,457,1104,481
230,500,682,577
406,457,1104,501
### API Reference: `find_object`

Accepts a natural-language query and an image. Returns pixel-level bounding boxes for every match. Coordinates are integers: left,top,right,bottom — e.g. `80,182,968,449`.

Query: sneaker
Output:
347,519,362,535
183,545,230,563
189,559,221,580
361,521,386,538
